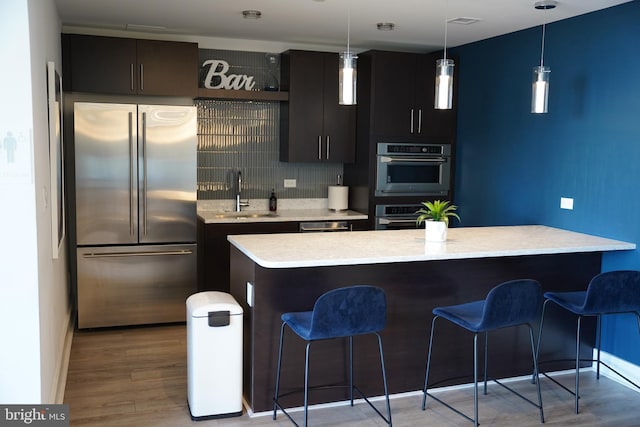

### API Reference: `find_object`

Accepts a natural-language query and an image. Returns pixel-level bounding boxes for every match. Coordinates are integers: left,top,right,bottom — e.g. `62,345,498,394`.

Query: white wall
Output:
0,0,71,403
0,0,41,403
28,0,71,404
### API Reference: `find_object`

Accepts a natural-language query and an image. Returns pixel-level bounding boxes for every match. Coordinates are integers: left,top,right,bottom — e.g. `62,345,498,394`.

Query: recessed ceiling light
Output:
376,22,395,31
242,10,262,19
534,0,557,10
448,17,481,25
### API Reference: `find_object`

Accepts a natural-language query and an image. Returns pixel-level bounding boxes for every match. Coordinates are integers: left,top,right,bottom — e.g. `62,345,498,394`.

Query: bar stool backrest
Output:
309,285,387,340
480,279,543,330
583,270,640,314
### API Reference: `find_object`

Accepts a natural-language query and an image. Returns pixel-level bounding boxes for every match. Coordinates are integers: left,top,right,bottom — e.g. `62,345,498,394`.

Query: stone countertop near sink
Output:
198,198,368,224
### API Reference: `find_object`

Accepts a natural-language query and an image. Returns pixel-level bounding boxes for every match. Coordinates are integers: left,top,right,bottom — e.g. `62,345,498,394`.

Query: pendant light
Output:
531,0,556,114
339,9,357,105
435,1,454,110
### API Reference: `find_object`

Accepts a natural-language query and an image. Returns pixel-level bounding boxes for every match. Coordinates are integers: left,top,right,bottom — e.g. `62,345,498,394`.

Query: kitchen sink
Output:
209,211,278,219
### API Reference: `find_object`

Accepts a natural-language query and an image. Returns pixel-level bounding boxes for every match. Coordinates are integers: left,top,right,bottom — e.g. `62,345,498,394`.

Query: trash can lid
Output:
187,291,244,317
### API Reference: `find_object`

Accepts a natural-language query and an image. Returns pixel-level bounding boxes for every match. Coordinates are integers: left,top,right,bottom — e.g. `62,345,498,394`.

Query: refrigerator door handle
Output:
128,111,135,236
141,111,148,237
82,249,194,258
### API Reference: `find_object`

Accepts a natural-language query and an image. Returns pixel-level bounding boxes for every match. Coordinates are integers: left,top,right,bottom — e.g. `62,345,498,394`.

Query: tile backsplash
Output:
195,98,343,201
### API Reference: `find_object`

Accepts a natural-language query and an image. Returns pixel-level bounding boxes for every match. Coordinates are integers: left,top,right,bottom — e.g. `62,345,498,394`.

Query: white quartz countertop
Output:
227,225,636,269
198,208,367,224
197,198,367,223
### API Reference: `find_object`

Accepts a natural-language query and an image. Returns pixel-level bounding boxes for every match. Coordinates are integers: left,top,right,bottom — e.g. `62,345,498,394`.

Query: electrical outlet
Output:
246,282,254,307
560,197,574,210
284,179,296,188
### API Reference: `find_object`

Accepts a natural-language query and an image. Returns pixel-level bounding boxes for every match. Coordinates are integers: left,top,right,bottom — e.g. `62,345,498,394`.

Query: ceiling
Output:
54,0,631,52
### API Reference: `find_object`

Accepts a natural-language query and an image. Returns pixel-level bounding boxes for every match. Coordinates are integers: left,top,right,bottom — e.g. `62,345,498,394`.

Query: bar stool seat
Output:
537,270,640,413
422,279,545,427
273,285,392,427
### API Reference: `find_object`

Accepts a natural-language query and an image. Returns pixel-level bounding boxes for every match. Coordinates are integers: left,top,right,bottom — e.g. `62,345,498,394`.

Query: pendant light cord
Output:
443,1,448,60
539,23,546,67
347,8,351,54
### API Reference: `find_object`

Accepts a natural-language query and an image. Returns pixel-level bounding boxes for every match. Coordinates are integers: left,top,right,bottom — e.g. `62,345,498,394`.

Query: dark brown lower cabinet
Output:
198,219,370,293
198,220,299,293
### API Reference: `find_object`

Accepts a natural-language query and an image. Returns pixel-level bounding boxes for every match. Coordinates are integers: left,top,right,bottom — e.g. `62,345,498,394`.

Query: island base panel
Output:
230,247,599,413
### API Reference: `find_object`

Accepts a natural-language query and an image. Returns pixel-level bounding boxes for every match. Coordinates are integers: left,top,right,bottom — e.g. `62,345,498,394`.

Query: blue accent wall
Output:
452,1,640,364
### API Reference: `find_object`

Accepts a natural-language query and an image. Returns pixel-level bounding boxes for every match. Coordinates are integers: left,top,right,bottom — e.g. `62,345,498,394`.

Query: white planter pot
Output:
425,220,448,242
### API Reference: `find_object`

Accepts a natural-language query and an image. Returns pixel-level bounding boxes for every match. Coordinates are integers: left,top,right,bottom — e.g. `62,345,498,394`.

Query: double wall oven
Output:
374,142,452,230
375,142,451,197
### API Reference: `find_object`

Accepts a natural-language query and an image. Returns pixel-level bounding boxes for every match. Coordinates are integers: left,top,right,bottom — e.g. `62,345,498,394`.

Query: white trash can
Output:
187,291,243,420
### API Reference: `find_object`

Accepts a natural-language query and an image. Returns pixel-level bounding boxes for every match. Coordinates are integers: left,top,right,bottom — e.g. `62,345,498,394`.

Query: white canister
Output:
328,185,349,211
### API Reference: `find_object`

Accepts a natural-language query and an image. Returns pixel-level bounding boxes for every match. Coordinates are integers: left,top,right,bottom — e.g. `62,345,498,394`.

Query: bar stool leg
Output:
273,322,286,420
528,324,545,423
534,299,551,384
349,336,354,406
596,315,602,380
422,316,439,410
575,316,582,414
303,342,312,427
473,333,479,427
376,333,393,426
483,332,489,395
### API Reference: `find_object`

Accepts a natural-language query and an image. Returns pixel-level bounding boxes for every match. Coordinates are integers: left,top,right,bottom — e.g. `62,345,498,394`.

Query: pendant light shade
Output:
339,51,357,105
435,58,454,109
531,65,550,113
531,0,556,114
339,10,357,105
434,1,453,110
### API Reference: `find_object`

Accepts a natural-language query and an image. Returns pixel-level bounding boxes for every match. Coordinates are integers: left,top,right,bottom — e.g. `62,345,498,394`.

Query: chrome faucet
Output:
235,170,250,212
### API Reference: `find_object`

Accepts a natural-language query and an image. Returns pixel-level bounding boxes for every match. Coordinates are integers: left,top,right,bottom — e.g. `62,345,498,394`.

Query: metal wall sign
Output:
198,49,280,91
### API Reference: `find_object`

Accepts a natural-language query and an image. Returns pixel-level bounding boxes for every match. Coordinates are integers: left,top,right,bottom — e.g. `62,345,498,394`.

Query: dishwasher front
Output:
298,221,351,232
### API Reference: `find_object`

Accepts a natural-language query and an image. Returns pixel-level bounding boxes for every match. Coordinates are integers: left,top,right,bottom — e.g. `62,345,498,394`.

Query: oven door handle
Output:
379,156,447,163
378,218,417,225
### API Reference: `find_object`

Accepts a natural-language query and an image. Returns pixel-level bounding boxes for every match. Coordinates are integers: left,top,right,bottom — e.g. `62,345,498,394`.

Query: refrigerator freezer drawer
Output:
77,244,197,328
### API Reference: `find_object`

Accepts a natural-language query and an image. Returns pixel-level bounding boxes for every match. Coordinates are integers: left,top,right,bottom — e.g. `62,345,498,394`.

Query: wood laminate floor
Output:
64,324,640,426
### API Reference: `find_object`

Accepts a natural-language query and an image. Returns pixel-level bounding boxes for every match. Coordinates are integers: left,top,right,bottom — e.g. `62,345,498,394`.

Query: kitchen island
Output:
228,225,635,413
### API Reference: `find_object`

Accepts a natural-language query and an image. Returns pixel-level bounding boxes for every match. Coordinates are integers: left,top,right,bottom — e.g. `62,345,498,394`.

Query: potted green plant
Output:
415,200,460,242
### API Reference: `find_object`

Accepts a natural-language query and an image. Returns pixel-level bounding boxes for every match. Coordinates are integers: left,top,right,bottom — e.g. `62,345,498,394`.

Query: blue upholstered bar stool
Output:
272,285,392,427
537,270,640,414
422,279,545,427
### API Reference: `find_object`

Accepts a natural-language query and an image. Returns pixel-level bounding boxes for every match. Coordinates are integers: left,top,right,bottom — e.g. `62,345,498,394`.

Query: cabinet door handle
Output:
139,64,144,92
418,109,423,134
326,136,330,159
130,64,135,92
318,136,322,160
410,109,414,134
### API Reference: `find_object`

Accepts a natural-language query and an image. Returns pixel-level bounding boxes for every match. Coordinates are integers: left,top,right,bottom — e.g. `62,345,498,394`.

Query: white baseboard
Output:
597,350,640,391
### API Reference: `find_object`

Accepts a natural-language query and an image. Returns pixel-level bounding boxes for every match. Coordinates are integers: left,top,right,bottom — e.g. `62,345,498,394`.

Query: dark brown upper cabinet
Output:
279,50,356,163
62,34,198,97
365,50,456,141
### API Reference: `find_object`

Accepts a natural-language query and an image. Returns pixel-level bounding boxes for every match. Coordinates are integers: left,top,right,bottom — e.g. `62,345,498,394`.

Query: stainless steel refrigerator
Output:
74,102,197,328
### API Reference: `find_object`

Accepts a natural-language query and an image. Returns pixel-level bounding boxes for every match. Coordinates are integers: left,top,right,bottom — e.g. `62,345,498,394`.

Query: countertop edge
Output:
227,225,636,269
